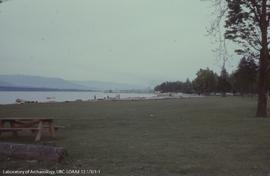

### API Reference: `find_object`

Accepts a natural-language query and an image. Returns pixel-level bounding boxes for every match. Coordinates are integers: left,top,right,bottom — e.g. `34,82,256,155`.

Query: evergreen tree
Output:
233,57,258,95
217,67,231,97
192,68,218,95
212,0,270,117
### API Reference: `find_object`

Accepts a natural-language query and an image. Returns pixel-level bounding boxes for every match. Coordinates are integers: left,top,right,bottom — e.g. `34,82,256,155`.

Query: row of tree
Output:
154,79,193,94
209,0,270,117
155,57,258,96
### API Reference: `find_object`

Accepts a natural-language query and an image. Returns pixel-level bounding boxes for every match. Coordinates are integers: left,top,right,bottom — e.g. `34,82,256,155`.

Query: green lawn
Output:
1,97,270,176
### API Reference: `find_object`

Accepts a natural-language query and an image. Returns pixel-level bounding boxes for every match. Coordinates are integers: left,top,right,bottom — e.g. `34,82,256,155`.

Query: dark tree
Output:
217,67,231,96
211,0,270,117
154,80,194,94
192,68,218,95
232,57,258,95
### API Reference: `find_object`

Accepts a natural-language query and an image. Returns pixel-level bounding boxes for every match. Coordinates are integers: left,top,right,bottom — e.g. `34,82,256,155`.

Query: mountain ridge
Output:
0,74,147,91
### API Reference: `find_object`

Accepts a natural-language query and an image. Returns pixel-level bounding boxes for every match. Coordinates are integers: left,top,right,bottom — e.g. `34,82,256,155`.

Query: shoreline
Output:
0,93,204,105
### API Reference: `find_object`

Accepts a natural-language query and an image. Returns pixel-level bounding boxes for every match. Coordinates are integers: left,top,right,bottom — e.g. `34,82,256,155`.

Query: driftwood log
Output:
0,142,67,162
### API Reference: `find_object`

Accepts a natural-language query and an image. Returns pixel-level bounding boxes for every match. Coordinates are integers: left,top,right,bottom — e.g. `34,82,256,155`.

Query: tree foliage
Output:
232,56,258,95
211,0,270,116
154,79,194,94
224,1,261,56
192,68,218,95
217,67,231,96
155,59,259,96
211,0,270,57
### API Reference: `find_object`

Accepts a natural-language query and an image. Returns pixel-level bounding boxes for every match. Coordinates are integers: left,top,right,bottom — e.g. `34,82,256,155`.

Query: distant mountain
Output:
0,75,148,91
0,80,15,87
0,75,89,90
73,80,146,91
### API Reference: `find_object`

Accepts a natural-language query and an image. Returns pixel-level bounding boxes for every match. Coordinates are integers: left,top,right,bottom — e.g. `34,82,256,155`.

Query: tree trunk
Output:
256,3,269,117
0,142,67,162
256,46,269,117
256,44,269,117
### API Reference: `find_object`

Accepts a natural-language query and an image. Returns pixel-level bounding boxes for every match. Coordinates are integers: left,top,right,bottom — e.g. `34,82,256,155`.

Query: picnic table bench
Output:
0,118,63,141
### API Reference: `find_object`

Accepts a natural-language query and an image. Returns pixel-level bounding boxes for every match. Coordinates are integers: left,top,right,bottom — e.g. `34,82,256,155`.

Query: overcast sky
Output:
0,0,239,85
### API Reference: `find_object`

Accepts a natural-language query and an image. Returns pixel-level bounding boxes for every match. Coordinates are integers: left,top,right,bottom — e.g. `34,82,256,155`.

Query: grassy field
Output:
1,97,270,176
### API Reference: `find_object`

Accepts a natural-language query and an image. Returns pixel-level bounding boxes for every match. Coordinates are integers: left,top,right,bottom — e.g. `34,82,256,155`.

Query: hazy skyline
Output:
0,0,238,85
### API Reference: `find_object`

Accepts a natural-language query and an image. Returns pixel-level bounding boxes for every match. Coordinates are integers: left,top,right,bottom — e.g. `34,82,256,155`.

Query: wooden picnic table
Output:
0,117,59,141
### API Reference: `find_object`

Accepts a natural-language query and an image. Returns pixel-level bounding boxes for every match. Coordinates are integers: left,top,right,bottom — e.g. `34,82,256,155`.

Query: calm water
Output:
0,91,155,105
